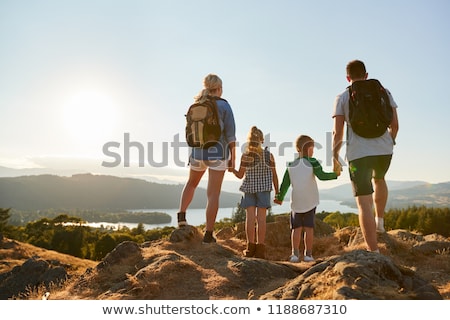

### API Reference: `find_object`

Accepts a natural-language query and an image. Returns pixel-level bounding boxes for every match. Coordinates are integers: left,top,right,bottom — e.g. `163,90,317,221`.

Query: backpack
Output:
185,96,223,149
348,79,393,138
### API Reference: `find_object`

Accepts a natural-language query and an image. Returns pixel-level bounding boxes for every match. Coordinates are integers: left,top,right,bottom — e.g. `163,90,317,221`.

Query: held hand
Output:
227,159,235,172
273,199,282,205
333,159,342,176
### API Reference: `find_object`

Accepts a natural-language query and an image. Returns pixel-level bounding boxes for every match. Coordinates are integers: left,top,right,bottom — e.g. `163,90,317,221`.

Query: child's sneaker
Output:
202,231,217,244
289,255,300,263
303,255,315,262
177,212,187,227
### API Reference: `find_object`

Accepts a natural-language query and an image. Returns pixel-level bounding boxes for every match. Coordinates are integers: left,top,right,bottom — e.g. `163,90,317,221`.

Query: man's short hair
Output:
346,60,366,80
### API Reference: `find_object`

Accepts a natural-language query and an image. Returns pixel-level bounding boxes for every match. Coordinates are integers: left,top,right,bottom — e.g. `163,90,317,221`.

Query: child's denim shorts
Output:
240,191,271,209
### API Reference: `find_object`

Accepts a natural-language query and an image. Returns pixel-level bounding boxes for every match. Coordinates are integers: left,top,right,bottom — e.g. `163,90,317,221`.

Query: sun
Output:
63,90,118,143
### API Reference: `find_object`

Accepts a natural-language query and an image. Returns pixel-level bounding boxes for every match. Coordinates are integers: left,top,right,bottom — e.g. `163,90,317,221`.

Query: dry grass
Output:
0,240,96,275
2,228,449,300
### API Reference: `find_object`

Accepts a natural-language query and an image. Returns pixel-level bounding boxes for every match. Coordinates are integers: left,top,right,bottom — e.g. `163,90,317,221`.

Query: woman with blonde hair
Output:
233,126,279,259
177,74,236,244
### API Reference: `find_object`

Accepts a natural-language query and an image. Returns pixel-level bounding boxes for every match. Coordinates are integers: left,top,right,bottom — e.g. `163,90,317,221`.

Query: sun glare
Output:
63,90,118,143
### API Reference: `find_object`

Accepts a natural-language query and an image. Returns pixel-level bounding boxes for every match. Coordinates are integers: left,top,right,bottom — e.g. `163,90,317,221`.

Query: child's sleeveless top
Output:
239,148,273,193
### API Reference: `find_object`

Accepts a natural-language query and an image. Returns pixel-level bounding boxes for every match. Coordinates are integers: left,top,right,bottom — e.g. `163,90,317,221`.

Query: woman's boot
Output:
243,242,256,257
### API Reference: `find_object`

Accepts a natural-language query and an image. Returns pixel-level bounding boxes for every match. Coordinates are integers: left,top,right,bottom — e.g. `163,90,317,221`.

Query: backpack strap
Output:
206,95,221,125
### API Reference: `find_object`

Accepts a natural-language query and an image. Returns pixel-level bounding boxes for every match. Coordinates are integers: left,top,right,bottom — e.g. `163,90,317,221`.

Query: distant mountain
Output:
1,170,449,212
320,180,428,200
388,182,450,208
321,180,450,209
0,166,50,177
0,173,241,211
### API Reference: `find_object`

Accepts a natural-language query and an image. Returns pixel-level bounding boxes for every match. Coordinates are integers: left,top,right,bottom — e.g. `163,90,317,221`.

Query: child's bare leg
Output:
303,227,314,256
291,227,301,257
245,206,256,244
256,207,267,244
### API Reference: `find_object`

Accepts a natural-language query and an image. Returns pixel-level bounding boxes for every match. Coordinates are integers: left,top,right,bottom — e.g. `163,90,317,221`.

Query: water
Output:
84,200,357,231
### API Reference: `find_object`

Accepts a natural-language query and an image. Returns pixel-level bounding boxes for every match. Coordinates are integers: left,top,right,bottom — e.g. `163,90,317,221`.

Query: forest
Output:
1,205,449,261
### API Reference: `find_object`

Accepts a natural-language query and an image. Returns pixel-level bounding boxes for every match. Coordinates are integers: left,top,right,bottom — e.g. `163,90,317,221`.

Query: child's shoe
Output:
303,255,315,262
289,255,300,263
243,243,256,257
254,243,266,259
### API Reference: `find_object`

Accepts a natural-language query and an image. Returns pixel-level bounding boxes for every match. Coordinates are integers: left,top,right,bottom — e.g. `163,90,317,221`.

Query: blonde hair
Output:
245,126,264,155
295,135,314,156
194,74,222,103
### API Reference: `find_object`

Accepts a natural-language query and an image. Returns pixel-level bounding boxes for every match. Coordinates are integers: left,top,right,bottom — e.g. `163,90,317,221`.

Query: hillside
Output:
1,174,449,214
321,181,450,209
0,173,241,211
1,217,449,300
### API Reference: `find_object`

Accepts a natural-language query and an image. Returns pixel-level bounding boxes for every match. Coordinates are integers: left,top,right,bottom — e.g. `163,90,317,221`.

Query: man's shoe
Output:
177,212,187,227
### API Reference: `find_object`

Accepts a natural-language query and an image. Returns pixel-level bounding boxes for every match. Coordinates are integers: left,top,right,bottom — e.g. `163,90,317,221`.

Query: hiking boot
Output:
243,242,256,257
254,243,266,259
289,255,300,263
202,231,217,244
177,211,187,227
303,255,315,262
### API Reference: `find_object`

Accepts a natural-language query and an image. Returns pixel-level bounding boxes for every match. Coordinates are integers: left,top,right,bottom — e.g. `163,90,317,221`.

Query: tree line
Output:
1,205,449,261
318,205,450,237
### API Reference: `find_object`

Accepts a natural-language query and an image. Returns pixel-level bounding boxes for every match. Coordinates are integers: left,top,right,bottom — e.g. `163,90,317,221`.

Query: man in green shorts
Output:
332,60,399,252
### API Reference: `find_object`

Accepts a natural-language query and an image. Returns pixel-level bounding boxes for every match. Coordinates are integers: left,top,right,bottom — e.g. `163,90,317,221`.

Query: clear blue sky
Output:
1,0,449,190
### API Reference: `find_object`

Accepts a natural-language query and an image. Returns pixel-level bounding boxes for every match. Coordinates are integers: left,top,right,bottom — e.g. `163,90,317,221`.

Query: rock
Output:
0,257,68,300
260,250,443,300
412,241,450,255
96,241,142,271
168,225,203,243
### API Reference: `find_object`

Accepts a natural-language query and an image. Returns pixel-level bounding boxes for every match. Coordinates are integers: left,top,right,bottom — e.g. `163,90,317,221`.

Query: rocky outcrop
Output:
1,222,448,300
70,231,300,300
0,256,68,299
64,224,445,300
260,249,442,300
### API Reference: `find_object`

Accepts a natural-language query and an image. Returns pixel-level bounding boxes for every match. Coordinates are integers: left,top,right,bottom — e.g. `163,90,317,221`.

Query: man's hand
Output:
333,158,342,176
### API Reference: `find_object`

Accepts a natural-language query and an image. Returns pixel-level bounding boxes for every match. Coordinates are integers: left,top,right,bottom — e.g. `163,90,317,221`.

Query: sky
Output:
1,0,450,191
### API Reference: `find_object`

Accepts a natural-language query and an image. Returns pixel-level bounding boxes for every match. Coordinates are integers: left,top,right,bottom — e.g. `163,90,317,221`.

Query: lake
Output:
85,199,357,231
